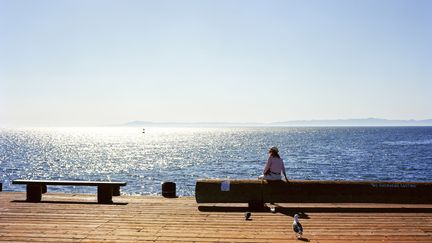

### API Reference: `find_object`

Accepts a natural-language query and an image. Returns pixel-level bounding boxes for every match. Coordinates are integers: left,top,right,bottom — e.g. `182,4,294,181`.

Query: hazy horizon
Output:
1,0,431,127
1,117,432,128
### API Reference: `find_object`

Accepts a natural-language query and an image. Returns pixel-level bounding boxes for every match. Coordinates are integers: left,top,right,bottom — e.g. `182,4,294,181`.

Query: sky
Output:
0,0,431,127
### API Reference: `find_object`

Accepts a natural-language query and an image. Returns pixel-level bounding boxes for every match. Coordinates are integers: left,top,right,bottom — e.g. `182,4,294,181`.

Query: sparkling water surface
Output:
1,127,431,196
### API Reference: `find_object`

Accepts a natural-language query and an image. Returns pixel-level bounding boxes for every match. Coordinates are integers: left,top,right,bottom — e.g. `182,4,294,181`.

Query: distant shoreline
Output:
118,118,432,127
2,118,432,128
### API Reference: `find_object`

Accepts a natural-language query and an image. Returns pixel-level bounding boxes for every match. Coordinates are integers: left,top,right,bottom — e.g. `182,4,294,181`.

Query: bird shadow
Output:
273,204,310,218
297,237,310,242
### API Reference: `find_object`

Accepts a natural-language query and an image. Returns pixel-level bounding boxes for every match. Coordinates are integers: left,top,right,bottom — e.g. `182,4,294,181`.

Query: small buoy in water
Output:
161,181,176,198
244,211,251,220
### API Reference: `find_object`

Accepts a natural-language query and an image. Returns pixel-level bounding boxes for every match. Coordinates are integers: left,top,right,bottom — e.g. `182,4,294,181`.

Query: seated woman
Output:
259,147,288,181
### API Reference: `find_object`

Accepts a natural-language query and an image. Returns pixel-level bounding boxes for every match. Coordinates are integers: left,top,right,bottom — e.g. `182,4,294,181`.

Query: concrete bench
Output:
195,179,432,209
12,180,127,204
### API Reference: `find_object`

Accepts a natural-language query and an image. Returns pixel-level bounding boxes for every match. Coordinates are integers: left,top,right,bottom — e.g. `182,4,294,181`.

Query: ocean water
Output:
1,126,431,196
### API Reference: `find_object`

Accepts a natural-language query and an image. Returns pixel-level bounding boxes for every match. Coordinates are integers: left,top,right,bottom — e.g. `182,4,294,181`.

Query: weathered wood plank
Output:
1,192,432,242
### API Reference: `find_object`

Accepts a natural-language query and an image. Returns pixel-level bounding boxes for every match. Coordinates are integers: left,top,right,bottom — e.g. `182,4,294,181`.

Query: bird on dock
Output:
244,211,251,220
292,214,303,238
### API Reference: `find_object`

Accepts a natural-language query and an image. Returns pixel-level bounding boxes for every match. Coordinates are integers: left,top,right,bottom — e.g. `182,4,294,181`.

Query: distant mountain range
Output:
119,118,432,127
273,118,432,126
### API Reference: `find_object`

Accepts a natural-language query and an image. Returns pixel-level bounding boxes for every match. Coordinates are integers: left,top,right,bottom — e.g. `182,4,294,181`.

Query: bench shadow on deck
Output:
198,204,432,214
11,199,128,205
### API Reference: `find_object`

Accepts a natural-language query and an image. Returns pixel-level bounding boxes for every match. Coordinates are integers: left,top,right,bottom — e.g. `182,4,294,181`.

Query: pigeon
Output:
292,214,303,238
244,211,251,220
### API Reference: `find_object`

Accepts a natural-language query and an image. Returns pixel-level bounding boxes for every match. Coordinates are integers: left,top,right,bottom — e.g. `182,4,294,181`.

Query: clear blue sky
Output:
1,0,431,127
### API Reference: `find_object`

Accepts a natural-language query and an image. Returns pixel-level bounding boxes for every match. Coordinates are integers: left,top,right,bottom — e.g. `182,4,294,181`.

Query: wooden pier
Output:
1,192,432,242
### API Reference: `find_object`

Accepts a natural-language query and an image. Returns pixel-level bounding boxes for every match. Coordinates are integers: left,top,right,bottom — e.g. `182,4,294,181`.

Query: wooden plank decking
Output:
1,192,432,242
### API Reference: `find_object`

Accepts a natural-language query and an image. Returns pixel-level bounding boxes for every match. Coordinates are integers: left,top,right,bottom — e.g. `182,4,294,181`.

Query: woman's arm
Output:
263,157,272,175
281,159,288,181
283,171,288,181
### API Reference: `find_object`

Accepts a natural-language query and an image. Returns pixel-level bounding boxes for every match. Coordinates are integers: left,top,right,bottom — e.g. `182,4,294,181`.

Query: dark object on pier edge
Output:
161,181,176,198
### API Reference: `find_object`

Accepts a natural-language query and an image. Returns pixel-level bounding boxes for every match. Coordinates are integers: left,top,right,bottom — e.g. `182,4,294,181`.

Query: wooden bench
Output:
12,180,127,204
196,179,432,209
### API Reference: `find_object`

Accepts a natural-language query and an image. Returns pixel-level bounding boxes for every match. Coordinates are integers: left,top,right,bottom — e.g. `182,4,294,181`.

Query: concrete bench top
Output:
12,179,127,203
12,180,127,186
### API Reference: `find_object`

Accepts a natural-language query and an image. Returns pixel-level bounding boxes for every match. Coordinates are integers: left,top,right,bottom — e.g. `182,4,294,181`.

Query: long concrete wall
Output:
195,179,432,204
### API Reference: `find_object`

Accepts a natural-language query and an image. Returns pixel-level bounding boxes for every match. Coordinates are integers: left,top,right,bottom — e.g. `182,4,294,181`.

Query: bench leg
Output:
42,185,47,194
112,185,120,196
27,185,42,202
97,185,113,204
